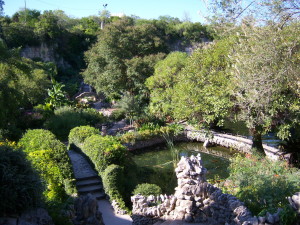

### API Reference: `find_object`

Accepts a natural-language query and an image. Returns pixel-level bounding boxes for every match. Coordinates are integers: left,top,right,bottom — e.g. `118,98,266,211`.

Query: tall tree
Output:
230,23,300,153
0,0,4,16
82,17,167,99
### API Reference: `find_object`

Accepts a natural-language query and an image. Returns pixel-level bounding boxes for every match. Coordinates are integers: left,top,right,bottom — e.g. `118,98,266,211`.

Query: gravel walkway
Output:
68,150,97,179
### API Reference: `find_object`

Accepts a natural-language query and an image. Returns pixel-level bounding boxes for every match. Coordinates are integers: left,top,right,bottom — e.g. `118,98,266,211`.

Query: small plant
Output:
133,183,162,196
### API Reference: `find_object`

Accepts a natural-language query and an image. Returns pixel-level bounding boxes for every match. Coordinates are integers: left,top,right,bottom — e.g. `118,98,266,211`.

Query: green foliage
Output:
102,164,127,211
46,79,70,109
45,106,104,141
82,134,127,172
146,52,188,118
133,183,162,196
0,40,51,138
18,129,76,200
223,154,300,217
68,125,100,148
119,124,183,144
0,143,43,216
82,17,167,99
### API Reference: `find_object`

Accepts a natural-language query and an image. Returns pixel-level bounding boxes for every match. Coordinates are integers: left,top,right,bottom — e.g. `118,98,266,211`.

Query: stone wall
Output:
20,43,70,69
184,126,286,161
131,154,283,225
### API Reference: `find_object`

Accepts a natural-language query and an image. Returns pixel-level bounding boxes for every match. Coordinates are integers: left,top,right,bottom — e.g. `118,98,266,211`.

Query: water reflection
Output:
132,142,239,194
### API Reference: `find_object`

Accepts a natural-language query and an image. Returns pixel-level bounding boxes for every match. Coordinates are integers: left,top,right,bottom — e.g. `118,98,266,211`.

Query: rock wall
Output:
131,154,283,225
20,43,70,69
72,194,105,225
184,128,286,161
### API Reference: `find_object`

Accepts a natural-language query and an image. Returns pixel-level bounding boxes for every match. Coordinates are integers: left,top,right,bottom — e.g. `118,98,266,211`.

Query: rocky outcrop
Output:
72,194,105,225
20,43,70,69
131,154,283,225
0,208,54,225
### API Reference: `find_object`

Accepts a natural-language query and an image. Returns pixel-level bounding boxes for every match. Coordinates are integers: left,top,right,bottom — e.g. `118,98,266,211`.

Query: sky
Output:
4,0,210,23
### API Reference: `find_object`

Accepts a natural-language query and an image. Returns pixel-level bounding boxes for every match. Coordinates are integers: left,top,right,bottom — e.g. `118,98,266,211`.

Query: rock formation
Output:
132,154,284,225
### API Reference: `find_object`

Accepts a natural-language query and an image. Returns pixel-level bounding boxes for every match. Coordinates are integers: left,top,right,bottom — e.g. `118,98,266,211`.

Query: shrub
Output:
102,164,127,210
18,129,76,199
45,106,104,141
0,144,43,216
44,106,87,141
68,126,100,149
118,124,184,144
133,183,162,196
223,154,300,221
110,109,126,121
81,135,127,172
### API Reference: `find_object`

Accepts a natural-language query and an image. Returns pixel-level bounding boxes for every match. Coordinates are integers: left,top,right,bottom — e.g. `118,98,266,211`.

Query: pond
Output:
132,142,240,195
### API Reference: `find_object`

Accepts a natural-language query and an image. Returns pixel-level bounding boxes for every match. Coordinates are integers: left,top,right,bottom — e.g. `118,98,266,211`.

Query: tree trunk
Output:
250,127,265,156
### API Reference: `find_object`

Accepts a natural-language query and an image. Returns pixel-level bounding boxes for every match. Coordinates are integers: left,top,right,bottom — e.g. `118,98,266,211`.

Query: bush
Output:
44,106,87,141
0,143,43,216
118,123,184,144
102,164,127,210
223,154,300,222
82,134,127,172
133,183,162,196
18,129,76,200
44,106,104,141
68,125,100,149
110,109,126,121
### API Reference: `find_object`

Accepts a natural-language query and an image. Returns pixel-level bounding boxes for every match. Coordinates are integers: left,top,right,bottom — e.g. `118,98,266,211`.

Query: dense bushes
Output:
102,164,127,210
118,123,183,144
0,143,43,216
223,154,300,222
133,183,162,196
68,125,100,148
81,135,127,172
45,106,104,140
18,129,76,200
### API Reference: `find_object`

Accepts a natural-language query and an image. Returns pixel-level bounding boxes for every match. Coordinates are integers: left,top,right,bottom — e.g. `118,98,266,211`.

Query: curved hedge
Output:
81,135,127,172
102,164,127,211
68,125,100,149
0,143,43,215
18,129,76,200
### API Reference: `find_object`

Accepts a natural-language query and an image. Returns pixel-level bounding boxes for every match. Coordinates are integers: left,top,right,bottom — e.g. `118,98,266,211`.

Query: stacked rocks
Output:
72,194,104,225
131,154,284,225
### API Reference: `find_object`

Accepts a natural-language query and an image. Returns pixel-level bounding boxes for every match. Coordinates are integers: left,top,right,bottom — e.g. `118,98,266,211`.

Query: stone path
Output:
68,150,132,224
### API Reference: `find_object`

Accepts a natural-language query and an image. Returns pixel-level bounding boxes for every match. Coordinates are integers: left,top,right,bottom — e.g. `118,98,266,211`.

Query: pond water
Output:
132,142,240,195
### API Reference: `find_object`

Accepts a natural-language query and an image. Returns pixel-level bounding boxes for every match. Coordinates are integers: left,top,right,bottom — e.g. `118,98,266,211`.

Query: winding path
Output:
68,150,132,225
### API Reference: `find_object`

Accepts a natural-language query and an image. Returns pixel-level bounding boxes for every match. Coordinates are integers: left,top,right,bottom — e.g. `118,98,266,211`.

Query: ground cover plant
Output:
222,154,300,224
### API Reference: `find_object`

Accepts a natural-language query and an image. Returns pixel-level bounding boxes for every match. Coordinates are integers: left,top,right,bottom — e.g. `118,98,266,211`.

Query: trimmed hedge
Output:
133,183,162,196
0,143,43,216
81,134,127,172
68,125,100,149
102,164,127,211
18,129,76,200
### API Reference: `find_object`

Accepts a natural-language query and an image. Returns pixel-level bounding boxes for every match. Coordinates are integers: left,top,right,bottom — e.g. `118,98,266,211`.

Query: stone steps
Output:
68,150,106,200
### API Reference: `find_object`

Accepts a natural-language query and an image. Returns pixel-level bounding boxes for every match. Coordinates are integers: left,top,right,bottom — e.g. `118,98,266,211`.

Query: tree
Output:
230,23,300,153
146,52,188,118
82,17,168,99
171,38,234,128
0,0,4,16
